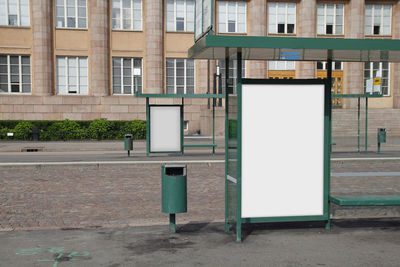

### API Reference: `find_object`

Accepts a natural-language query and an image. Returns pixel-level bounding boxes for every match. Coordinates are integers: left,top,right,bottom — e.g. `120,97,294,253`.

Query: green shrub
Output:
41,119,83,140
13,121,34,140
117,120,146,139
0,119,146,141
88,118,112,139
0,127,12,140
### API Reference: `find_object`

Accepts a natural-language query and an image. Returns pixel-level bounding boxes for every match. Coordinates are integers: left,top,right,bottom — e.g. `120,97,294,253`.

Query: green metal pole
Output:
169,213,176,233
182,98,184,156
326,56,332,230
236,50,242,242
358,97,360,153
365,97,368,152
146,97,150,157
212,93,215,155
224,53,230,233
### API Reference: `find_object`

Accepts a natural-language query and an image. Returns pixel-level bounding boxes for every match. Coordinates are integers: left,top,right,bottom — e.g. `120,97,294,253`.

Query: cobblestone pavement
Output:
0,160,399,231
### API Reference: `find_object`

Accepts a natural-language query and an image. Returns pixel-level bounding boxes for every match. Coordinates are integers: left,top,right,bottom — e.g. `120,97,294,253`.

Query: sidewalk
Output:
0,220,399,266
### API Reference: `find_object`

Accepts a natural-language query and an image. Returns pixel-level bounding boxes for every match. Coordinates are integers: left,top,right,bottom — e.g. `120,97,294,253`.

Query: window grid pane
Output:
112,0,142,30
268,2,295,34
166,58,195,94
112,57,142,94
57,0,87,29
0,55,31,94
218,1,246,33
56,56,88,95
166,0,194,32
317,4,344,35
365,5,392,36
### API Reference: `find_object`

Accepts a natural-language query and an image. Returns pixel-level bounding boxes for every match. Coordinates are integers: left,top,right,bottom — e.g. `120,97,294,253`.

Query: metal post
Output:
169,213,176,233
236,50,242,242
212,97,215,155
224,53,230,233
182,98,184,156
365,97,368,152
358,97,360,153
326,55,332,230
146,97,150,157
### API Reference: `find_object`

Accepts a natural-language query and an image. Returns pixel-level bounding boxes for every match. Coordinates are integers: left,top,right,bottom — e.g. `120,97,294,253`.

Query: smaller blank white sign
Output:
150,106,181,152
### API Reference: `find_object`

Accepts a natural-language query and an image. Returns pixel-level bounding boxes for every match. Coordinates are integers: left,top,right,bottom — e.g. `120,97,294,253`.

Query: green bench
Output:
183,144,217,148
329,195,400,206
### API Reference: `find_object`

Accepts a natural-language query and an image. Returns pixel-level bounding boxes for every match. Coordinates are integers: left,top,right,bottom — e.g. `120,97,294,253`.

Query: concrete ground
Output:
0,139,399,266
0,220,399,267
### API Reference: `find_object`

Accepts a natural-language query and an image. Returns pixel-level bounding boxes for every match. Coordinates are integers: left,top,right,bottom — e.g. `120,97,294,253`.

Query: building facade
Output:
0,0,399,135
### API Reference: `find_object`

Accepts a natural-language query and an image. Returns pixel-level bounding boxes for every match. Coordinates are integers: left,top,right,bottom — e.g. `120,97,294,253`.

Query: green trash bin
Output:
124,134,133,156
377,128,386,153
162,164,187,232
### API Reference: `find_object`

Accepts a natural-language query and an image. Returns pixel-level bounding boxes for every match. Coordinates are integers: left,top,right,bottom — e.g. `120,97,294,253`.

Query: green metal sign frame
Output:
138,94,225,157
148,104,184,155
225,64,332,241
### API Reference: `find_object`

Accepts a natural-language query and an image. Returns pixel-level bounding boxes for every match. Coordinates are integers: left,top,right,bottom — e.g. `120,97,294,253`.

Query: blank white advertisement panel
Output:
242,83,325,218
150,106,181,152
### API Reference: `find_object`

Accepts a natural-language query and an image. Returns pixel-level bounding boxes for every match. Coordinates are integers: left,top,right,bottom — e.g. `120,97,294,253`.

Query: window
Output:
268,2,296,34
364,62,390,96
218,1,246,33
218,60,245,95
166,0,194,32
317,61,343,71
268,61,295,70
317,4,343,35
166,59,195,94
0,55,31,93
55,0,87,29
112,57,142,94
365,5,392,35
56,56,88,95
0,0,30,26
112,0,142,31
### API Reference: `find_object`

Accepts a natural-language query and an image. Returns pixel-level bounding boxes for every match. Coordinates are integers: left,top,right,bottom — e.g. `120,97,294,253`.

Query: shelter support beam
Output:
236,50,242,242
224,52,230,233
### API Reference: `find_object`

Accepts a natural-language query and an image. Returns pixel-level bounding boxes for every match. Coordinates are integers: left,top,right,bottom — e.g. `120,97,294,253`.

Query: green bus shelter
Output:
188,18,400,242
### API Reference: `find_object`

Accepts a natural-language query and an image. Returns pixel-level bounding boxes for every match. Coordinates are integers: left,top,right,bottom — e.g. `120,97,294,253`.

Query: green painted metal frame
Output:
147,104,184,155
136,93,224,98
140,94,224,156
188,34,400,61
225,73,332,242
238,78,331,232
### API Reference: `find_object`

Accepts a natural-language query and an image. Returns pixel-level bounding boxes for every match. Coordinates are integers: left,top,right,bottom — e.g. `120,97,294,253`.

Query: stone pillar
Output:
393,2,400,108
90,0,109,96
32,0,53,95
296,0,316,79
247,0,266,78
344,0,365,108
145,0,164,93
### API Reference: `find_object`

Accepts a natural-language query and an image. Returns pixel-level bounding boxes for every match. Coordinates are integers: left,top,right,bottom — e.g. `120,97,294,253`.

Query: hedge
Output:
0,119,147,141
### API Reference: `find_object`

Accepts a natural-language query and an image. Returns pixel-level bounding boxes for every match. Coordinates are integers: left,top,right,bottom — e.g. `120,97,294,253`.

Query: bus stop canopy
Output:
188,35,400,62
